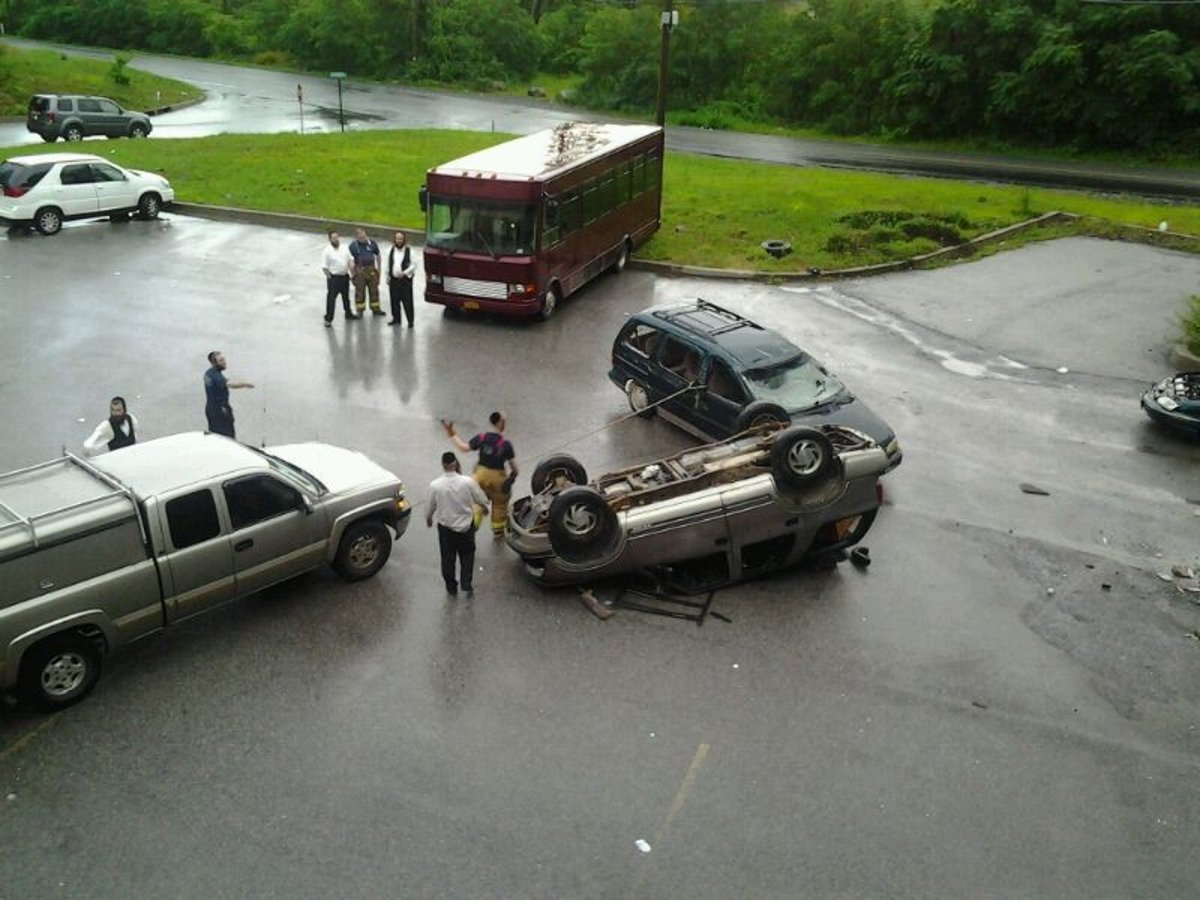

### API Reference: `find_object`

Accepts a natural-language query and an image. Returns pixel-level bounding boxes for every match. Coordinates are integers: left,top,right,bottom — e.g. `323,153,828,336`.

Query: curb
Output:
172,200,1068,283
628,211,1075,283
145,95,207,117
170,201,424,244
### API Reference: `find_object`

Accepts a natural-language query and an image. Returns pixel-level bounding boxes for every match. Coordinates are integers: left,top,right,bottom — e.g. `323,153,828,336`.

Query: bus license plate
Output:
463,301,480,310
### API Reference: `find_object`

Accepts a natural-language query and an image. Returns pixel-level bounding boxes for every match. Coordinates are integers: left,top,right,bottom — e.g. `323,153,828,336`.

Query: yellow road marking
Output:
626,742,711,899
0,717,56,766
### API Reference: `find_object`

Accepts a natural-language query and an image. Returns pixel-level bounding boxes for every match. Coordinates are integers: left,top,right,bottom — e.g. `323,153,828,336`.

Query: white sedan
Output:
0,152,174,235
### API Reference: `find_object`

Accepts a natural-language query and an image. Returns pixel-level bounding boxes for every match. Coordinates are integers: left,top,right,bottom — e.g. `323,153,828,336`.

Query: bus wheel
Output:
614,240,630,273
538,285,560,321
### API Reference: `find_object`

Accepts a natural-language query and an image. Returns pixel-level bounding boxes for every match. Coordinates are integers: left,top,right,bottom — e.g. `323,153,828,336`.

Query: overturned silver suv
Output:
506,424,888,590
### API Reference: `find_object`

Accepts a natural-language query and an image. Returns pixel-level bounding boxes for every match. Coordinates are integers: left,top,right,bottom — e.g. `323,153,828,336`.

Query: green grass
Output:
4,130,1197,271
0,45,202,117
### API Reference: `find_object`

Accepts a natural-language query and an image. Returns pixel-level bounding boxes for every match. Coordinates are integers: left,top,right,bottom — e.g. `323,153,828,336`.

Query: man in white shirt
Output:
83,396,138,457
426,452,489,596
321,229,357,327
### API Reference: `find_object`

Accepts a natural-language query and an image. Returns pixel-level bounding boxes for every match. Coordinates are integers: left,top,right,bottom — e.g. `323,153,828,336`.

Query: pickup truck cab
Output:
0,433,410,711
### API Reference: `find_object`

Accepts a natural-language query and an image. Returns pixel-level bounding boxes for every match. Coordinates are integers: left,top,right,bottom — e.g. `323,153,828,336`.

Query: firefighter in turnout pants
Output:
443,411,519,537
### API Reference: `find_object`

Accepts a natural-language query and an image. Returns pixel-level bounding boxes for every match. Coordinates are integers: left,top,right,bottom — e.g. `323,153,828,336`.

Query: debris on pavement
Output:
1171,565,1195,579
578,588,614,620
971,700,988,710
1101,583,1112,591
1019,483,1050,496
1157,572,1175,582
635,839,652,853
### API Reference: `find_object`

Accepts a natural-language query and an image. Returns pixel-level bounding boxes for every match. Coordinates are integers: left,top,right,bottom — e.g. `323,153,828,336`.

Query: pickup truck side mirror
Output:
299,495,314,514
418,186,428,213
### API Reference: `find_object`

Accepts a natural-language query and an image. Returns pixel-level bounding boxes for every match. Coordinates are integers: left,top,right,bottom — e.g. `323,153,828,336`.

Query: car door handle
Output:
784,518,799,527
714,537,729,546
234,539,254,552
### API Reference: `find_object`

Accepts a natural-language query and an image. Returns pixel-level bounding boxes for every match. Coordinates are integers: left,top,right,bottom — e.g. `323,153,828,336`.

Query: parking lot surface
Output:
1,216,1198,899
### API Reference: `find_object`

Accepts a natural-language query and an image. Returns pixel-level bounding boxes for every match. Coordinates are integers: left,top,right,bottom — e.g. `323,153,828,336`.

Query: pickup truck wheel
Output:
334,520,392,581
771,426,836,488
18,634,101,712
531,454,588,494
548,486,619,564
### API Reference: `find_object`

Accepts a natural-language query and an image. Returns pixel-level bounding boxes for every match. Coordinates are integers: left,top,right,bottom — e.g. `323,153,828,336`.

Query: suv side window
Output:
707,360,747,404
224,476,302,530
659,337,702,383
57,98,74,112
60,164,95,186
97,99,120,114
621,323,662,358
77,98,101,113
166,490,222,549
90,163,127,183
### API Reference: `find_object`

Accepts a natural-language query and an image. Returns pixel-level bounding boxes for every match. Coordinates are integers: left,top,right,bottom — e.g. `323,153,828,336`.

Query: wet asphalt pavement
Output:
1,216,1199,898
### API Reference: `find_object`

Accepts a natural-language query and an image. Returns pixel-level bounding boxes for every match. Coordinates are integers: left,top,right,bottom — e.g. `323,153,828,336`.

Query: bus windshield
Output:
426,197,538,257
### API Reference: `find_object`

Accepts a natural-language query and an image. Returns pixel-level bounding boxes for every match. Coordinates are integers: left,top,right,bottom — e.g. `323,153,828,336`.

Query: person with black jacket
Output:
386,231,417,327
82,396,138,457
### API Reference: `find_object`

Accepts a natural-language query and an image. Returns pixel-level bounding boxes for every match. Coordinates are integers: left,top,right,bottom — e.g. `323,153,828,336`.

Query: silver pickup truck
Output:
0,433,410,711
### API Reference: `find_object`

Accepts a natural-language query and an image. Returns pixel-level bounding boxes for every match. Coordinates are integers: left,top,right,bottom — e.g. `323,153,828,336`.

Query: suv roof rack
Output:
654,299,757,338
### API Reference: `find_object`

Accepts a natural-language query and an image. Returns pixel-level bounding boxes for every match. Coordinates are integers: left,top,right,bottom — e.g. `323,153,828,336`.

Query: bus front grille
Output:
443,277,509,300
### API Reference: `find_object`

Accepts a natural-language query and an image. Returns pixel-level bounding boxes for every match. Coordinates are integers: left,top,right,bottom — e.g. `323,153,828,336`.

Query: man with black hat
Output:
426,451,489,597
82,396,138,457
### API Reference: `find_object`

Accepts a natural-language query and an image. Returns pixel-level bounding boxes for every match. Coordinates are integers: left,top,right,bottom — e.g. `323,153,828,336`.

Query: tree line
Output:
5,0,1199,154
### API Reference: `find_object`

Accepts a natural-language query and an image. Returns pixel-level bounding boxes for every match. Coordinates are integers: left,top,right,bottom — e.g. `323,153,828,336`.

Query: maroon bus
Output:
419,122,663,320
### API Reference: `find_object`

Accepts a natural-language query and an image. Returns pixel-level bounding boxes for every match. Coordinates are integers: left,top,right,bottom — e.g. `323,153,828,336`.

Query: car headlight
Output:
1157,396,1180,411
884,437,899,455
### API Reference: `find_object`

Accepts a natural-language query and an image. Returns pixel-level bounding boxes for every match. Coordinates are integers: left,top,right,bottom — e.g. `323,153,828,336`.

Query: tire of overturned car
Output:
531,454,589,494
547,486,620,564
770,426,837,489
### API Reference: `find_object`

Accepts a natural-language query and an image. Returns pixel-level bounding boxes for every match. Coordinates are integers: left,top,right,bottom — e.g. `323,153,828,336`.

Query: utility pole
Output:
655,0,677,127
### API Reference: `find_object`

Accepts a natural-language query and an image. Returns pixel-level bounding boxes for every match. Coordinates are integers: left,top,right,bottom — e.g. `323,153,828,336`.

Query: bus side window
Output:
562,193,580,235
617,162,633,205
600,175,616,216
633,156,646,195
582,179,598,224
647,154,662,191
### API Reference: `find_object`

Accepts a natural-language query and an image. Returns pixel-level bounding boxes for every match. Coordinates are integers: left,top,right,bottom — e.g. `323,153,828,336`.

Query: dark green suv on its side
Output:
27,94,153,143
609,299,903,470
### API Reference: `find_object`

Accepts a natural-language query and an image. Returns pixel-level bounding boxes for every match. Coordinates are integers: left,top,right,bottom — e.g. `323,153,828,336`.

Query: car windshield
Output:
426,196,537,257
743,355,845,410
248,447,327,496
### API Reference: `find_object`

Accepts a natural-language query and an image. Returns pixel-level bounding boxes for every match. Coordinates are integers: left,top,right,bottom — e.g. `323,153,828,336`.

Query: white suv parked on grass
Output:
0,152,175,236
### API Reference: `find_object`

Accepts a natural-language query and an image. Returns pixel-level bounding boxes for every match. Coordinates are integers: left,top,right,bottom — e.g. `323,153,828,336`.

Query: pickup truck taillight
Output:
2,186,29,198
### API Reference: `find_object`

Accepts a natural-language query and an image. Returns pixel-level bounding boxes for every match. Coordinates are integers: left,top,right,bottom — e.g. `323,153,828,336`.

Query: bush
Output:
109,54,132,86
1181,294,1200,355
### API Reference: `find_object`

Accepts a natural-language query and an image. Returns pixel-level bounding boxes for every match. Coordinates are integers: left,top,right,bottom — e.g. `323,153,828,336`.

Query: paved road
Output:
2,37,1198,200
1,215,1197,898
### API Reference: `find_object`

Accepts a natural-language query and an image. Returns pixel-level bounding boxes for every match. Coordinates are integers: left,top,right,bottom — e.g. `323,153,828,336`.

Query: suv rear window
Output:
0,161,52,191
28,96,50,112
